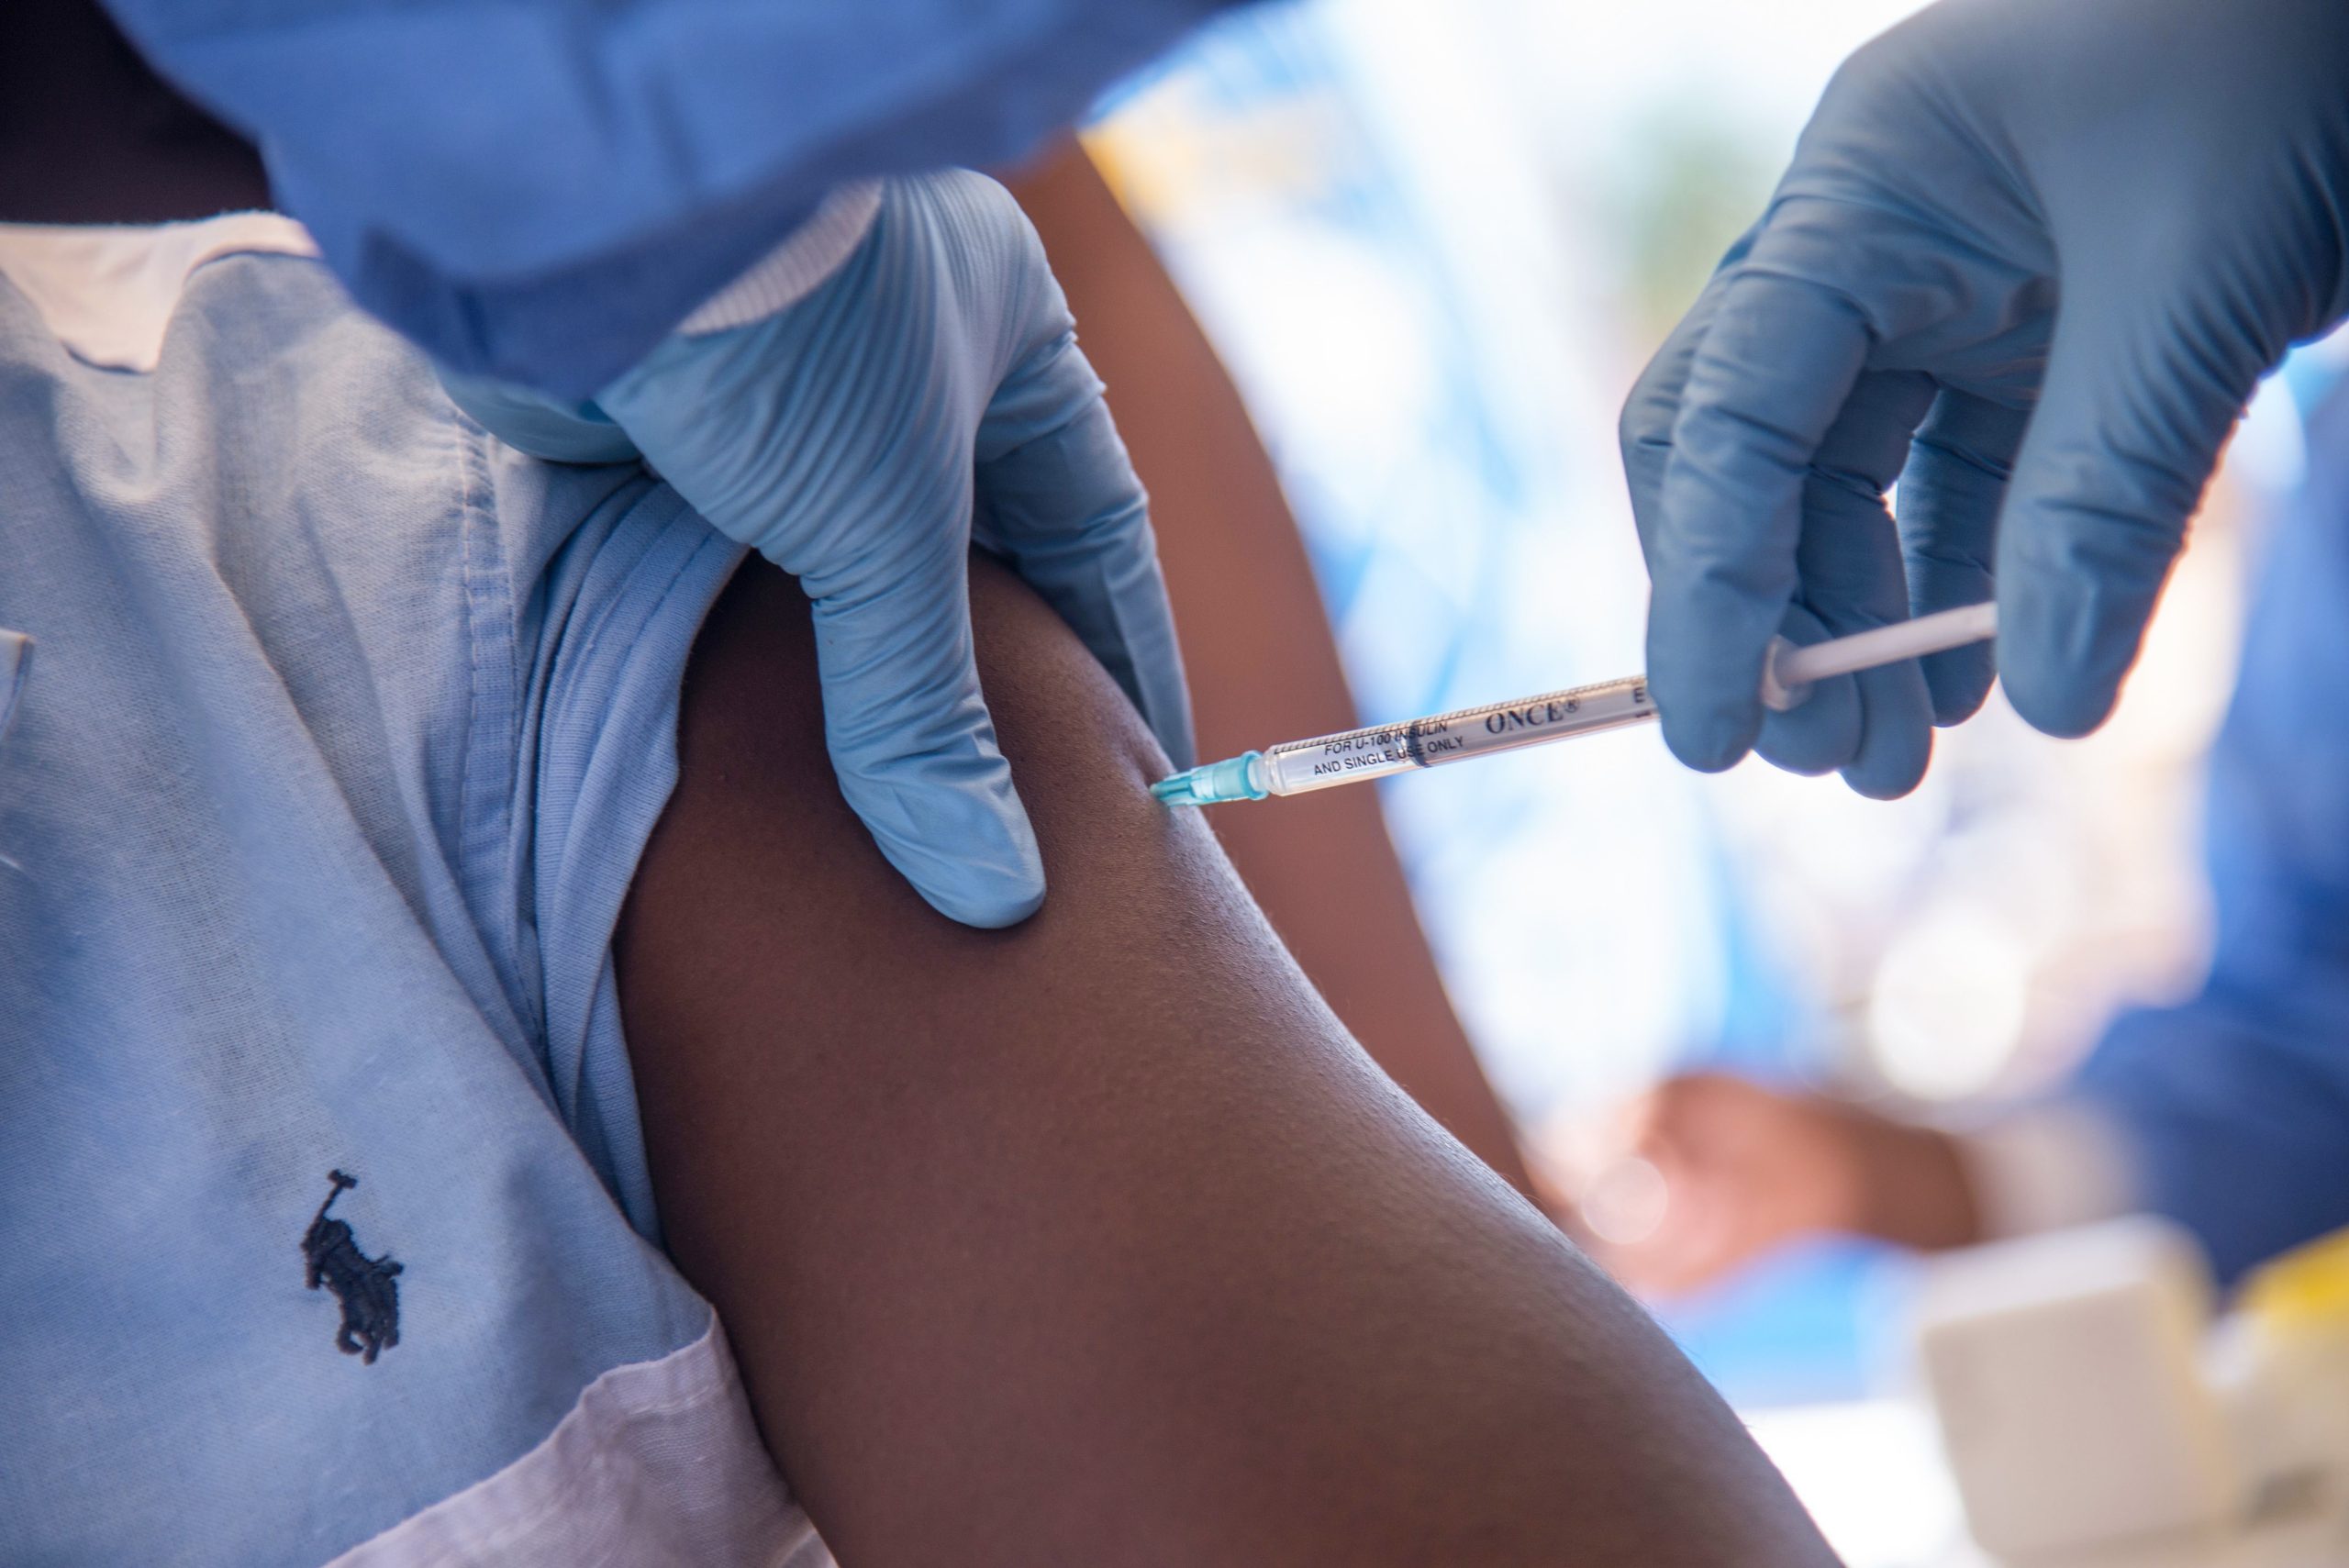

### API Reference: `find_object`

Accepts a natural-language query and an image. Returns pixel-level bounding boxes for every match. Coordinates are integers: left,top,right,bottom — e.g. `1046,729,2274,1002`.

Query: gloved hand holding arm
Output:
1621,0,2349,795
451,172,1193,928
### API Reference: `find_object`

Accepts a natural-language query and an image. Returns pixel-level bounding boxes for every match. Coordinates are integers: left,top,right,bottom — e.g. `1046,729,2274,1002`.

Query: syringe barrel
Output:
1256,675,1656,795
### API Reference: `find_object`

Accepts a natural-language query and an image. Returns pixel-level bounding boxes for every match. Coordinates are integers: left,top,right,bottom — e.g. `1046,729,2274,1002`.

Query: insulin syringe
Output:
1150,601,1998,807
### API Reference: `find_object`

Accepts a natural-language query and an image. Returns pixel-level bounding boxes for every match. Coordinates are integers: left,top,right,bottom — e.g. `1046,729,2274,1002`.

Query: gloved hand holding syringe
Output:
1152,602,1997,807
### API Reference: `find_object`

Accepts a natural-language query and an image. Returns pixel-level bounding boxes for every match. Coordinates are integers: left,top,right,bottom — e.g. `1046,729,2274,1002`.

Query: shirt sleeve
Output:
2055,378,2349,1285
99,0,1241,396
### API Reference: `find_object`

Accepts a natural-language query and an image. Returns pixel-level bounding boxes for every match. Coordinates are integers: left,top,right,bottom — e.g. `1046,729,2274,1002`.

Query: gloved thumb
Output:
976,330,1196,773
806,540,1045,929
1995,288,2265,738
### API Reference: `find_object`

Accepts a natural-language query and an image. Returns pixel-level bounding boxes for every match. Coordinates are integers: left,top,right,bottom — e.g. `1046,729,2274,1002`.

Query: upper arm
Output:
1006,143,1541,1200
616,552,1832,1565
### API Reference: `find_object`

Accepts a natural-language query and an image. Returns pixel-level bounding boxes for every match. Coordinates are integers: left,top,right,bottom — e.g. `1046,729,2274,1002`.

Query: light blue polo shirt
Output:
0,219,826,1565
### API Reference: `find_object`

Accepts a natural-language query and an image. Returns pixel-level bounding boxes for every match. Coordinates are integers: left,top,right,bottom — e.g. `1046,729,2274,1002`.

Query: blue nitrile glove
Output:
104,0,1239,395
0,630,28,743
449,171,1194,928
1620,0,2349,796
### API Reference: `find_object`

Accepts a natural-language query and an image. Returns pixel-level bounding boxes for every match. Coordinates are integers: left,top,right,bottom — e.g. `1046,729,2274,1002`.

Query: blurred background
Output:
1074,2,2312,1553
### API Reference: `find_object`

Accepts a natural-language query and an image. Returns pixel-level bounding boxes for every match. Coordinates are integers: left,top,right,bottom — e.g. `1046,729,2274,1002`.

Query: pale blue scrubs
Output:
0,236,779,1560
101,0,1241,395
2076,375,2349,1284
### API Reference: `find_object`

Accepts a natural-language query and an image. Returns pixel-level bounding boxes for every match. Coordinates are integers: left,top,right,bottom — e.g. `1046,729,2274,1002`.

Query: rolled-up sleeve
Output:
101,0,1239,395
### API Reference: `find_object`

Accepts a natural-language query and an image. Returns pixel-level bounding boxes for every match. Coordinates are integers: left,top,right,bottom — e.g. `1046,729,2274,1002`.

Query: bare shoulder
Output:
616,551,1834,1568
618,549,1283,1037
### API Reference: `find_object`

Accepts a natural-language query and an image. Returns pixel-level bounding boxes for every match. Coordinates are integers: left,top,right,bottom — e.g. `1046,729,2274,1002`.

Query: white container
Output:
1913,1218,2243,1562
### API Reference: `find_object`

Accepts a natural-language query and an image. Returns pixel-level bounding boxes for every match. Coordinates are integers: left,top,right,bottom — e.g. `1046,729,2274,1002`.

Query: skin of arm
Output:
1004,142,1542,1205
616,552,1839,1565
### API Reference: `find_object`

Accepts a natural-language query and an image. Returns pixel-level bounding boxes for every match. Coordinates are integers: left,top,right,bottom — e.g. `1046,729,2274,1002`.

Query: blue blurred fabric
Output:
0,233,762,1560
2076,379,2349,1285
97,0,1239,395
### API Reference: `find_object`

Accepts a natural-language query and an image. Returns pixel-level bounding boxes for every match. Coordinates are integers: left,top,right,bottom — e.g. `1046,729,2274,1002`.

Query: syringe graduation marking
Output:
1282,675,1648,762
1152,603,1996,808
1262,674,1655,795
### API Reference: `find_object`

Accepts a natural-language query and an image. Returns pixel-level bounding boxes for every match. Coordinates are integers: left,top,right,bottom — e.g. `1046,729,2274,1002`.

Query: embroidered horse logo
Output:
303,1170,403,1364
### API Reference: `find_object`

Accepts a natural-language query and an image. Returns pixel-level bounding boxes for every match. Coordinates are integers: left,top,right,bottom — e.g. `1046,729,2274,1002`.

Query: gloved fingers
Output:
1620,225,1759,562
1897,390,2032,724
1807,533,1938,804
805,536,1046,929
975,331,1197,771
1750,603,1857,776
1754,370,1938,797
1996,289,2268,738
1650,250,1874,773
